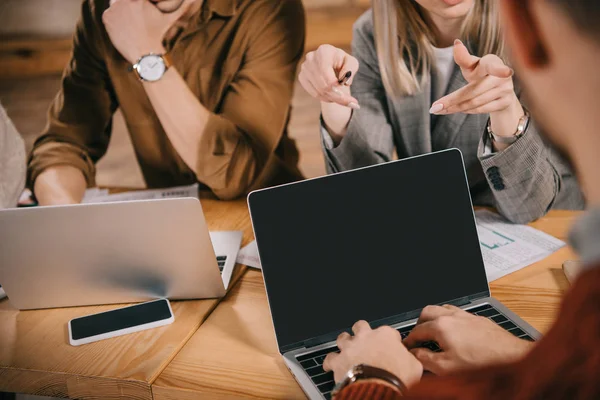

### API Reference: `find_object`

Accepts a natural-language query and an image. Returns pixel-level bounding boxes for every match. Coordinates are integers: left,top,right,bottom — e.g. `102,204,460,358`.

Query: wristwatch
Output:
331,364,406,397
132,53,173,82
487,108,530,145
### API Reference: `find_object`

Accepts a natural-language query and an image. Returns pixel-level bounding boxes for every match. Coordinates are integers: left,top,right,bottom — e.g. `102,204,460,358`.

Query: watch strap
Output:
162,52,173,69
487,108,530,145
332,364,406,397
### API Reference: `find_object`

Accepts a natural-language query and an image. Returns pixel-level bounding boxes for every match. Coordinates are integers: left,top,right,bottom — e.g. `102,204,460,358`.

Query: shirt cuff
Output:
321,117,336,150
480,125,495,159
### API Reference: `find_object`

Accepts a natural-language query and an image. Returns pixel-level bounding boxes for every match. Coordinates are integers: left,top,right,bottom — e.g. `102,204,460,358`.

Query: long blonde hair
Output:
373,0,503,97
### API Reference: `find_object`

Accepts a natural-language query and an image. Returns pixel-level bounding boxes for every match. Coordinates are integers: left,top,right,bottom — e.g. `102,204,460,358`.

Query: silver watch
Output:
487,108,530,145
132,53,172,82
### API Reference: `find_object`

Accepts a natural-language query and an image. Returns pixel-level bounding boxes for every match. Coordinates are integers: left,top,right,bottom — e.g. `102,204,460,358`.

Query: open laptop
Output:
248,149,540,400
0,198,241,310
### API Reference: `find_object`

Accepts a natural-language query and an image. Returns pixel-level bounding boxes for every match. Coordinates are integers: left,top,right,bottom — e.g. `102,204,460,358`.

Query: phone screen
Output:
70,299,172,340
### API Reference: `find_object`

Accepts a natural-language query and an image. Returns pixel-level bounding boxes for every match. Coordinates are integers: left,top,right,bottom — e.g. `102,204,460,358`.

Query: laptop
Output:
248,149,540,400
0,198,241,310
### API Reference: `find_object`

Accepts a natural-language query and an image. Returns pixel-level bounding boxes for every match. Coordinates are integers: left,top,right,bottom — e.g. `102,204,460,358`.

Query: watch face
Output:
136,54,166,82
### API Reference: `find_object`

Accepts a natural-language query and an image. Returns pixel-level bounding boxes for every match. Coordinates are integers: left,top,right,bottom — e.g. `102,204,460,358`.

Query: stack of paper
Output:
81,183,199,203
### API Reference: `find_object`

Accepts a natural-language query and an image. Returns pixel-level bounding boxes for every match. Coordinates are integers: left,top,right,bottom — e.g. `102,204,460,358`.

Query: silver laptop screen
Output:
248,149,489,351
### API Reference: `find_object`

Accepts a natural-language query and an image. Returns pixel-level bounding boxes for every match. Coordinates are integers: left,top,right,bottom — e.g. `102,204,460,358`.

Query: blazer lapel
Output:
393,78,432,157
431,64,469,151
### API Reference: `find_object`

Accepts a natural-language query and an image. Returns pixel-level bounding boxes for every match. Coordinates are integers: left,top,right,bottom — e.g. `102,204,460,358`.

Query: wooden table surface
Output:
0,198,253,399
152,210,582,400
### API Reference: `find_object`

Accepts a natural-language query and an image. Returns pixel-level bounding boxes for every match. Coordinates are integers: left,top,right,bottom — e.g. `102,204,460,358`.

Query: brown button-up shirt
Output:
28,0,305,199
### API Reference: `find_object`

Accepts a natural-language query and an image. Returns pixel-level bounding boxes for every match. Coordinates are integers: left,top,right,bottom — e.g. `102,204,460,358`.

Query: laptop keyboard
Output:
216,255,227,272
295,303,535,399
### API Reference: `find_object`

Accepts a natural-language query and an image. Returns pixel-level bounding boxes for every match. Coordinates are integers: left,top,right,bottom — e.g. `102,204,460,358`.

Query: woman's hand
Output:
298,44,360,109
431,40,525,149
299,45,361,144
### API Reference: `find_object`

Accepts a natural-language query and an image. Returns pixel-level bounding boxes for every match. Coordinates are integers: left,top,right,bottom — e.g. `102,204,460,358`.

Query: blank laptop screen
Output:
248,149,489,351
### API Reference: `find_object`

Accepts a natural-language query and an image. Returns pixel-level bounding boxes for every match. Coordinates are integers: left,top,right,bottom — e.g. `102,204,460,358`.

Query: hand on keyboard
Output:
404,305,534,375
323,320,423,389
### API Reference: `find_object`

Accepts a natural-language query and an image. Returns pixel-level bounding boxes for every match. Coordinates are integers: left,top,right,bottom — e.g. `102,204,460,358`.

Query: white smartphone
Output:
68,298,174,346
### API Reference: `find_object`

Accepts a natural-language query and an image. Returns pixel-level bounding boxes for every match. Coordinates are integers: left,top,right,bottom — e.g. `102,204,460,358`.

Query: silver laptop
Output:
248,149,540,400
0,198,239,310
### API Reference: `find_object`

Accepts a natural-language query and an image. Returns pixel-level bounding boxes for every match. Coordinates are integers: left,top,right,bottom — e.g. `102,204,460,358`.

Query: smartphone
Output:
68,298,174,346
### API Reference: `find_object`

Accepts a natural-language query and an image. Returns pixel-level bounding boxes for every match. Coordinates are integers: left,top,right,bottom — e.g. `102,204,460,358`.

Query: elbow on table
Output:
199,146,260,201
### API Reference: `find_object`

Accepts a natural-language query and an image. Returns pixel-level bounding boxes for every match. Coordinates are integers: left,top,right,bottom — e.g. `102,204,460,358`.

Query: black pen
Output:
338,71,352,85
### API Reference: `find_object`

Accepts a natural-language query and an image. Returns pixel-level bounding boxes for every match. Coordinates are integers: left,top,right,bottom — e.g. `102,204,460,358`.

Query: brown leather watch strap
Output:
332,364,406,397
162,52,173,69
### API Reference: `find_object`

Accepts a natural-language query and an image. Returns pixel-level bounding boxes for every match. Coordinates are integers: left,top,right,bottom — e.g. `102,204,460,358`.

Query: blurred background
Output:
0,0,370,187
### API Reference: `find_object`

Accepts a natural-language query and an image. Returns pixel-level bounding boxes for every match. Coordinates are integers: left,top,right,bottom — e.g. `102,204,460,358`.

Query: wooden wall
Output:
0,0,370,79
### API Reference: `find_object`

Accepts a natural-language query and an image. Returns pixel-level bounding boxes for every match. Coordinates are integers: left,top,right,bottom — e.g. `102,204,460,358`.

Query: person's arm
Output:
430,41,585,223
298,12,395,174
334,265,600,400
103,0,305,199
29,0,117,205
34,166,86,205
477,114,585,223
404,265,600,400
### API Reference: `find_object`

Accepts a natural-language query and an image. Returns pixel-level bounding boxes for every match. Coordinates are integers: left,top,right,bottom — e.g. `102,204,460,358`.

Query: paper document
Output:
236,240,261,270
475,210,565,281
81,183,199,203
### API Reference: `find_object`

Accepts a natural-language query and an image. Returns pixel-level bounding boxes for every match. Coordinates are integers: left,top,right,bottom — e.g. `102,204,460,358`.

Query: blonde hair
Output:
372,0,504,97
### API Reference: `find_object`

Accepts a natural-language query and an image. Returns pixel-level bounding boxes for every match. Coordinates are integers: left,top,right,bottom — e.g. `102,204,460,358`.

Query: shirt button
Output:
494,183,506,191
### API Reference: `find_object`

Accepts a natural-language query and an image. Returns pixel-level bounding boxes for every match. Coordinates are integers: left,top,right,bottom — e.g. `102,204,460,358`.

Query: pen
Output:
338,71,352,85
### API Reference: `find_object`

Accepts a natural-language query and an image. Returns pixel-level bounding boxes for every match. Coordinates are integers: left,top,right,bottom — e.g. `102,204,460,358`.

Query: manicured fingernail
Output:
348,102,360,110
454,39,463,46
331,87,343,96
508,68,515,77
429,103,444,114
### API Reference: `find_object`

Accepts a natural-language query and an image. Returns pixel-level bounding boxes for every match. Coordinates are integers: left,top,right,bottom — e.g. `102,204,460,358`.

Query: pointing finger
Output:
453,39,479,72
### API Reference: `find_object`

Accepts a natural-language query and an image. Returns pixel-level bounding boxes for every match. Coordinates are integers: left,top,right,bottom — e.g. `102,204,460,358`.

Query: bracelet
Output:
331,364,406,397
487,107,530,145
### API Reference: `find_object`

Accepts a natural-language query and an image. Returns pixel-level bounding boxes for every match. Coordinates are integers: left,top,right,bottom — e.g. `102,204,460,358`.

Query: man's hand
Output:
404,305,534,375
323,321,423,388
34,165,87,206
103,0,191,64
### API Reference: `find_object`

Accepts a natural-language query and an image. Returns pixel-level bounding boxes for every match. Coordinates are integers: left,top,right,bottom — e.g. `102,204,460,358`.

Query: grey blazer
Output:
322,10,584,223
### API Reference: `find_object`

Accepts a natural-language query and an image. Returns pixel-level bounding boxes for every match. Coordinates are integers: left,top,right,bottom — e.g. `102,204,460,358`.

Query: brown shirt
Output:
28,0,305,199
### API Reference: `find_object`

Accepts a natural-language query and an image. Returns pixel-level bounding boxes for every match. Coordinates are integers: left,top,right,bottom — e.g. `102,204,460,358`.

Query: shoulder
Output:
353,9,375,42
352,9,378,62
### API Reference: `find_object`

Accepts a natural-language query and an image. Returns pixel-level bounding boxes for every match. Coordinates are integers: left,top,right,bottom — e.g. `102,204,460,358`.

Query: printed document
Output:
81,183,199,203
236,240,261,270
475,210,565,281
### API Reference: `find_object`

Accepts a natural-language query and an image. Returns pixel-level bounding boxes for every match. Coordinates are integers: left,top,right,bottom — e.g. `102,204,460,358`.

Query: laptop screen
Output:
248,149,489,352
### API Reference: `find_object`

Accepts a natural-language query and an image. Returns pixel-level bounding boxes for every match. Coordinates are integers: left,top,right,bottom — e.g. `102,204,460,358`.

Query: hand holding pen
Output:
298,44,361,110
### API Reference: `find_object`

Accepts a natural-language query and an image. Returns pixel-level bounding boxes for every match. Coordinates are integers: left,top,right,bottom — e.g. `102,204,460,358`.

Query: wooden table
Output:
0,198,253,399
152,210,582,400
